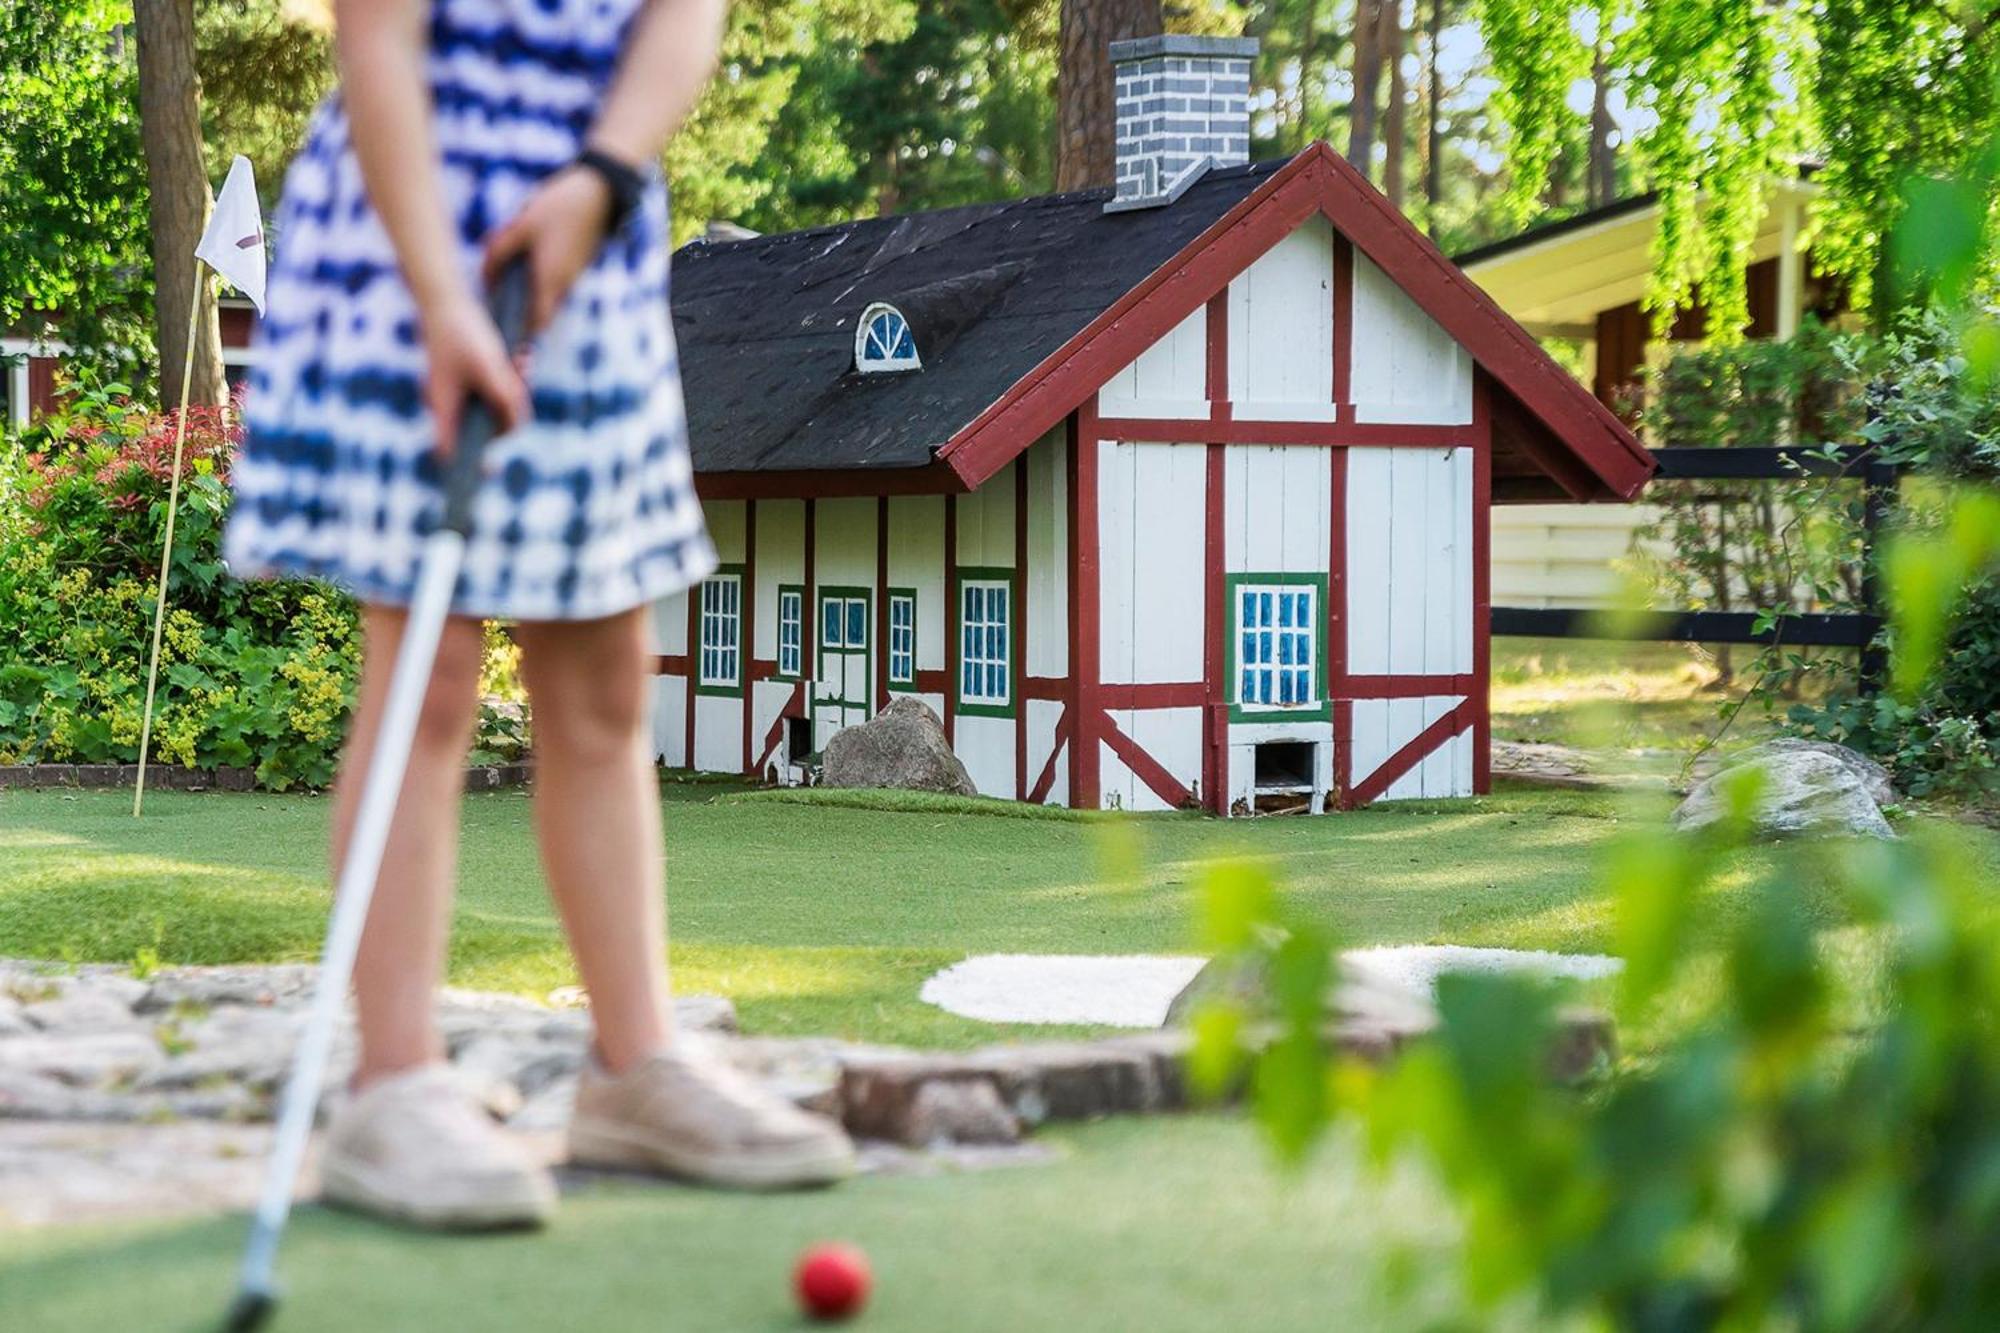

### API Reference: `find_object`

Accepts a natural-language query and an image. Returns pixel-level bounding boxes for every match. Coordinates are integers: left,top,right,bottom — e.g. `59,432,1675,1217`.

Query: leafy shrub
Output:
1200,489,2000,1329
0,379,525,788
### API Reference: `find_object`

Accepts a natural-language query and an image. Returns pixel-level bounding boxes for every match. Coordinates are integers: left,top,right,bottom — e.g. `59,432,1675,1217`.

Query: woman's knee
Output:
518,617,651,751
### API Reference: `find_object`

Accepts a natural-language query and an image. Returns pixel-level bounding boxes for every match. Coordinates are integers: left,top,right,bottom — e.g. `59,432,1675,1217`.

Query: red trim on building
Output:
1203,293,1229,816
1332,673,1475,698
652,654,690,676
1022,675,1067,702
1014,458,1030,799
1071,402,1102,809
683,587,698,768
915,669,947,694
943,492,958,747
1028,707,1072,805
741,499,758,773
1099,712,1194,809
1329,444,1350,810
936,143,1651,502
875,496,890,711
1332,233,1354,420
1094,417,1472,447
803,498,817,735
1348,700,1476,806
1472,374,1494,795
1101,682,1207,709
696,464,966,501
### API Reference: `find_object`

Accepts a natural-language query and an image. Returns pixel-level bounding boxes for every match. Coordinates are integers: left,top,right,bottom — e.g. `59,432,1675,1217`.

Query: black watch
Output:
574,147,646,233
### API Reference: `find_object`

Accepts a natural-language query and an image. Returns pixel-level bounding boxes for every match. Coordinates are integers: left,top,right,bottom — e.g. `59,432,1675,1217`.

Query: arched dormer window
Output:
855,303,921,373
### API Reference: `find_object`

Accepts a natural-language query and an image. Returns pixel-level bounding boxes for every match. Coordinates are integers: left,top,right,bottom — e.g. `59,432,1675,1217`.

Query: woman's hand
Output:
420,291,531,458
480,166,616,335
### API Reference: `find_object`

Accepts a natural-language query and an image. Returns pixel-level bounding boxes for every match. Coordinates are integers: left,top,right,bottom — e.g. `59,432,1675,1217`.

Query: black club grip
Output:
438,257,533,537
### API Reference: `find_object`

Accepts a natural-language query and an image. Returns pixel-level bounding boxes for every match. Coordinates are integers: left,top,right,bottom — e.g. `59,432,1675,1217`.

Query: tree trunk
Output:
1588,37,1617,207
1379,0,1408,207
1423,0,1445,221
1057,0,1164,191
1347,0,1384,178
134,0,225,408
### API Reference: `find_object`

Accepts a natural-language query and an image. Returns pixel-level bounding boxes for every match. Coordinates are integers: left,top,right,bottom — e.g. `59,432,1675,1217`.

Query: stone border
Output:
0,763,534,793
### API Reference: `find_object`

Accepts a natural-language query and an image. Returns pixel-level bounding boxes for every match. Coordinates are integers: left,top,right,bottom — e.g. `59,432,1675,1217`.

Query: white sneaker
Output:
320,1065,557,1229
568,1044,855,1190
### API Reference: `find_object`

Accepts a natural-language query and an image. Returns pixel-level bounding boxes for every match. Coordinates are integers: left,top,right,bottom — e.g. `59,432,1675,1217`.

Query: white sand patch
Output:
1343,945,1621,998
920,954,1209,1028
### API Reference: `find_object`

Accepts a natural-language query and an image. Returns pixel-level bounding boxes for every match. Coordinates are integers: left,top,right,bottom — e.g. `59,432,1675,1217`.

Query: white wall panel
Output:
692,694,740,774
955,464,1016,569
1025,431,1070,679
651,676,686,767
1099,307,1208,419
955,714,1014,798
651,589,689,656
750,679,793,778
705,499,746,564
1228,215,1335,421
1128,707,1202,812
1350,255,1473,425
887,494,946,672
815,497,876,590
754,499,805,661
1097,438,1138,687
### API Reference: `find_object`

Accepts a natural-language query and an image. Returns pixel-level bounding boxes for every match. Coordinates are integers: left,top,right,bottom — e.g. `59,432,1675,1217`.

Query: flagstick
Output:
134,265,208,818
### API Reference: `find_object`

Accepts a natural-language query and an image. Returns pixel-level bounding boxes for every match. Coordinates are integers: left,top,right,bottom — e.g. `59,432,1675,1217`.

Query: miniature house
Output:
653,35,1653,814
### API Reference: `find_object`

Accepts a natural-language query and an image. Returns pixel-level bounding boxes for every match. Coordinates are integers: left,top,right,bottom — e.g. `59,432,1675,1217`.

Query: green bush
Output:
0,380,524,788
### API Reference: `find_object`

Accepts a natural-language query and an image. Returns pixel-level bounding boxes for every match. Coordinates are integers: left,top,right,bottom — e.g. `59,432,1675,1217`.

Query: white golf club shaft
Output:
235,530,466,1296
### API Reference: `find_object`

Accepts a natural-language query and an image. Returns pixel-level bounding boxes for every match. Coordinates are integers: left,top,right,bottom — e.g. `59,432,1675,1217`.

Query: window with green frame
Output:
955,568,1014,717
1225,572,1328,722
695,566,746,695
775,584,804,680
887,589,917,688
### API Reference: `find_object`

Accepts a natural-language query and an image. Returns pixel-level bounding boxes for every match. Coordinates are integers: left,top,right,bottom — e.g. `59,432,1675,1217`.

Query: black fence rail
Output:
1490,441,1897,690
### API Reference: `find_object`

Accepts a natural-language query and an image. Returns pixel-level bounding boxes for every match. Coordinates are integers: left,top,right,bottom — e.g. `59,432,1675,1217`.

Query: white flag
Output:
195,155,267,314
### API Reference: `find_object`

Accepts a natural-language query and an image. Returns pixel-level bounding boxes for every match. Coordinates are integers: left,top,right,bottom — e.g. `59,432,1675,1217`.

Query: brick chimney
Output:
1106,35,1257,214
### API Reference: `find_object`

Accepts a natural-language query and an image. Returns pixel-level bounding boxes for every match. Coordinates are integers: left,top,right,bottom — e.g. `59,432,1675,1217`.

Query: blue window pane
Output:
988,664,1004,698
1278,594,1293,628
988,625,1005,658
822,602,841,646
1278,634,1293,667
1279,671,1293,704
848,601,866,646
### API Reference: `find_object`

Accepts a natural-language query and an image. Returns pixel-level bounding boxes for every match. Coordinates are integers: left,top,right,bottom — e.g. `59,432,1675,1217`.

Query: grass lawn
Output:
0,1116,1474,1333
8,777,1997,1048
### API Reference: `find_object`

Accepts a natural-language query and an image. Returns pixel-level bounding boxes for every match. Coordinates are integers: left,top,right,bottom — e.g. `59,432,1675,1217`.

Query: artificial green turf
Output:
12,779,1993,1048
0,1116,1474,1333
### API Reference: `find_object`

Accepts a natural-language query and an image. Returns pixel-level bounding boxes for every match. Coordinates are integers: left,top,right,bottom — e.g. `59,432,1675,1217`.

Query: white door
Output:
813,589,871,752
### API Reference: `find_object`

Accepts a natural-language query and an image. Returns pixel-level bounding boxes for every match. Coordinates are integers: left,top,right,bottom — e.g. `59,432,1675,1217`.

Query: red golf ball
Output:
794,1243,871,1321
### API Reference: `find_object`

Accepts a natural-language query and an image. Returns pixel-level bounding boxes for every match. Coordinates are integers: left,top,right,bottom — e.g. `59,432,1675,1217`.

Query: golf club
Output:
222,256,533,1333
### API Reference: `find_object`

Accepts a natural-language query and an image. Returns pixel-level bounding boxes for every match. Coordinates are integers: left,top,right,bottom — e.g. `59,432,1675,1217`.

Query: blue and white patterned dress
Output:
225,0,716,621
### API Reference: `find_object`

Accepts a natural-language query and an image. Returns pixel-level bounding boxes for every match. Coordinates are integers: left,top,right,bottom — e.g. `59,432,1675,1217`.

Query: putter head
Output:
221,1285,278,1333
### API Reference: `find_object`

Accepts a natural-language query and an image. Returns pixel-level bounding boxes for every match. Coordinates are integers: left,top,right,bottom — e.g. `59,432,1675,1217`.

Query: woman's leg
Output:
512,608,673,1072
335,604,488,1086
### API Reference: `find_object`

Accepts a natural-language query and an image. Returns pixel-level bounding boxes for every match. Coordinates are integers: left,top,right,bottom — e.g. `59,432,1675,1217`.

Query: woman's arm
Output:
334,0,527,448
482,0,729,330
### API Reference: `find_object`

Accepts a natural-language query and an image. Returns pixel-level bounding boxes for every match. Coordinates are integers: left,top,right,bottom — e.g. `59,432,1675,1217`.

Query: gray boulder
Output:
821,698,976,796
1673,747,1894,840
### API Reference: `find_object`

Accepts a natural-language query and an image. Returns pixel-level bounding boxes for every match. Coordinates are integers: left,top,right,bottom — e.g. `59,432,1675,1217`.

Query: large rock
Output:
1674,746,1894,840
820,698,976,796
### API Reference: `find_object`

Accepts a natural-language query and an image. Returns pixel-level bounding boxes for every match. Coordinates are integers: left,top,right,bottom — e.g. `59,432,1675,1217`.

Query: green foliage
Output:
0,383,524,787
1208,485,2000,1325
1473,0,1590,228
0,0,150,375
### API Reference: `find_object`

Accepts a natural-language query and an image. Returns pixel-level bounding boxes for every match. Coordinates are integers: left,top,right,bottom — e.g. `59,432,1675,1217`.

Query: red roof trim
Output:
937,143,1654,501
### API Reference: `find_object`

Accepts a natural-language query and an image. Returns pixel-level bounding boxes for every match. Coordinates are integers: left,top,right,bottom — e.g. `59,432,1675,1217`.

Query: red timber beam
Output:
754,681,808,776
683,580,698,769
1094,419,1475,446
1472,373,1494,794
943,492,959,747
1202,290,1229,816
695,463,966,502
1067,405,1102,808
1014,457,1030,799
1329,233,1354,810
875,496,890,711
803,497,817,735
1099,711,1195,810
740,499,758,774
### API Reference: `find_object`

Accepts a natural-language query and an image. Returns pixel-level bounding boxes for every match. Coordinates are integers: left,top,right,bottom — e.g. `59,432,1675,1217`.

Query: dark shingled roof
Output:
669,160,1285,473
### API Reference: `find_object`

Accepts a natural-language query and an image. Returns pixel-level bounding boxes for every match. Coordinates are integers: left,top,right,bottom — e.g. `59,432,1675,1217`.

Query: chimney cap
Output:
1109,34,1259,63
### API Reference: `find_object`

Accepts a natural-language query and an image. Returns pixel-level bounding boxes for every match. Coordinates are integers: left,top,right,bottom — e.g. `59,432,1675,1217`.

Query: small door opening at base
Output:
1252,741,1317,815
786,714,813,765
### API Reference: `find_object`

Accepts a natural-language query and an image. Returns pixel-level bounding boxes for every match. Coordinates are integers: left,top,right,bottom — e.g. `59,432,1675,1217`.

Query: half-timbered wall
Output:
1082,206,1488,814
650,429,1069,805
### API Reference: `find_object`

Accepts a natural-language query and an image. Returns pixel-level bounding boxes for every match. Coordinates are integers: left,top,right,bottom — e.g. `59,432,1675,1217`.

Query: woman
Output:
224,0,853,1229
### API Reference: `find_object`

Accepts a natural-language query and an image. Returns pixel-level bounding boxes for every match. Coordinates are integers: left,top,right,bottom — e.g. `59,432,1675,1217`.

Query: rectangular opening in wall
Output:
786,715,813,769
1252,742,1316,814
